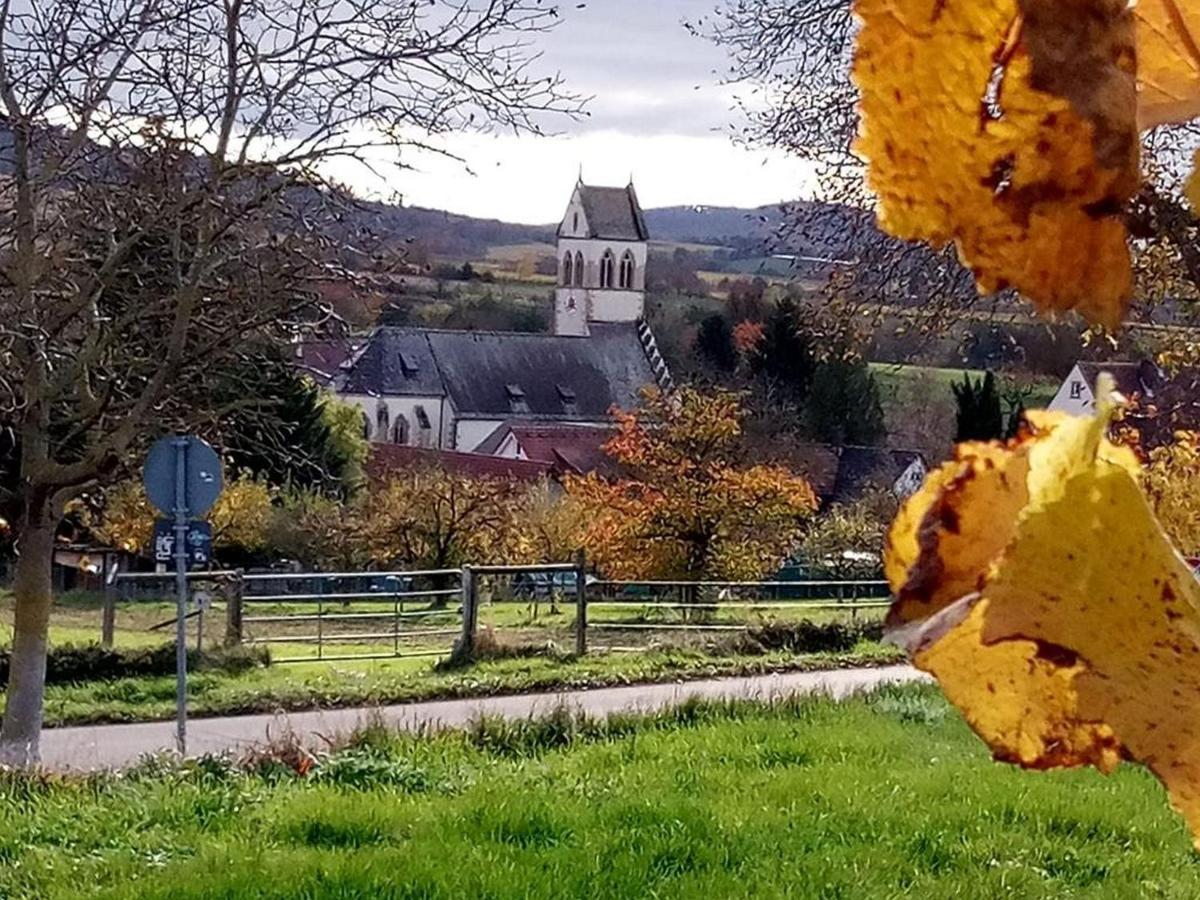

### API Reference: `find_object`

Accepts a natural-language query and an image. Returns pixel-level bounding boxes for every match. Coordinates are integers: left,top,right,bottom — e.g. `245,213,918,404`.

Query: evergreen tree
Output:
217,348,366,495
952,371,1005,442
803,355,887,446
694,314,738,373
752,297,816,403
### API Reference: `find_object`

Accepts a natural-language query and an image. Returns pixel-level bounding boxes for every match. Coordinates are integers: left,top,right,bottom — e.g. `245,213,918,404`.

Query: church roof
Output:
335,324,660,421
570,184,649,241
424,324,655,419
339,329,444,397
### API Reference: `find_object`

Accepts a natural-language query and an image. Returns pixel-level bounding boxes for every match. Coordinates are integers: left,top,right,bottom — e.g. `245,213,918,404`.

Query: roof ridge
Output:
377,325,597,340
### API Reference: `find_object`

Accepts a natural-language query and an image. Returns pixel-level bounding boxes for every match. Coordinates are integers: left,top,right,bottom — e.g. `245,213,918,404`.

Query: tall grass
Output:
0,684,1196,898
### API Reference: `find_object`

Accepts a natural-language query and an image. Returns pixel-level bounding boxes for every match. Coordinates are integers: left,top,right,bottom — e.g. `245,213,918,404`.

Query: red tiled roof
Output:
507,424,616,476
368,444,553,482
295,339,360,384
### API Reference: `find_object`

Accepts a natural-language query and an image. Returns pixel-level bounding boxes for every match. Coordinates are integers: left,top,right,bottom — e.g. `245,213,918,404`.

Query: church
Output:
300,180,671,458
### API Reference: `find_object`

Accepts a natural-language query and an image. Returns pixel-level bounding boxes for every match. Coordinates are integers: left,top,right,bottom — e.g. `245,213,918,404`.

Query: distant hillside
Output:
364,199,876,262
642,205,783,248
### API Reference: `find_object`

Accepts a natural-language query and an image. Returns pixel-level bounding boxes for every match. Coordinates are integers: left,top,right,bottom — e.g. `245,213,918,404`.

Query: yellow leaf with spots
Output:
852,0,1139,328
885,379,1200,845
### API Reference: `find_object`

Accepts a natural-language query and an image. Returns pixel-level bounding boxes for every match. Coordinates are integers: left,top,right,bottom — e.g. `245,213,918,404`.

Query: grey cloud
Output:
532,0,738,136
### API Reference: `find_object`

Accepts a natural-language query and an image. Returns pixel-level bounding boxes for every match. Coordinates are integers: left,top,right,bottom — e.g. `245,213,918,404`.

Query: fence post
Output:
101,555,117,648
574,550,588,657
457,565,478,659
224,570,244,647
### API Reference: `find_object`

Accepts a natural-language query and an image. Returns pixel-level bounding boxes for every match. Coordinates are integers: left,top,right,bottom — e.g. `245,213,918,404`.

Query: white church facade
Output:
299,180,670,457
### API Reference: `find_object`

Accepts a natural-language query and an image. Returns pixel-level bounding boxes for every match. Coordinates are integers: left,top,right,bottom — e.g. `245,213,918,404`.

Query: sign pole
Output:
173,437,189,756
144,433,222,759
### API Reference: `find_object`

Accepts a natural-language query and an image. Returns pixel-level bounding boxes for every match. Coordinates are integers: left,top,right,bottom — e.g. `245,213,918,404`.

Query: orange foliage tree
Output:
568,387,818,582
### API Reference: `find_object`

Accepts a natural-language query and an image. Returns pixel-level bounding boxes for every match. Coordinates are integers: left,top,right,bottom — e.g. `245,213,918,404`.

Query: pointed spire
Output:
577,163,584,185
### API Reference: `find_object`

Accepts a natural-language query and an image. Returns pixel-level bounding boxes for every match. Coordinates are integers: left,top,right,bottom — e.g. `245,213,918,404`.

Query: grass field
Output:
869,362,1060,409
2,684,1197,898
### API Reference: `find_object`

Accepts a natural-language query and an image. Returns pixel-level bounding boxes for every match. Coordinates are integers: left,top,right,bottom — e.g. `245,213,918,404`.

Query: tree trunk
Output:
0,517,56,766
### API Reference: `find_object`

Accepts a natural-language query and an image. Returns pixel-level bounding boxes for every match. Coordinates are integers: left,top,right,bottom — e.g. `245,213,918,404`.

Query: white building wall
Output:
456,419,508,453
342,394,446,448
1047,365,1094,416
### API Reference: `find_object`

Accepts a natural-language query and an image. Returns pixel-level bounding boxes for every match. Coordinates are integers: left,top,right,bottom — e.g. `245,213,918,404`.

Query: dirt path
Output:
39,664,927,771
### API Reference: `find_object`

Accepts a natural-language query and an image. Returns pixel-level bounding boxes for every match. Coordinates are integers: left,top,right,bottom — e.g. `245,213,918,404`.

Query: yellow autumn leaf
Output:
852,0,1139,329
885,378,1200,845
1137,0,1200,130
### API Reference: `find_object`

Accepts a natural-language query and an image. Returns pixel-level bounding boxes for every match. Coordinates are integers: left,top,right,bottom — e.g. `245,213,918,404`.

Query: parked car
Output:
511,571,595,600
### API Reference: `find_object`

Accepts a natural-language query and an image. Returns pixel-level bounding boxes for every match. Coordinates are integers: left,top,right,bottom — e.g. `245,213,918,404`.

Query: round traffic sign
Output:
143,436,224,518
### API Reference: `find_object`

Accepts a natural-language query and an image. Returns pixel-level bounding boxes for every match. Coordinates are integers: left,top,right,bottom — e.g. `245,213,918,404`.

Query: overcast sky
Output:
331,0,818,224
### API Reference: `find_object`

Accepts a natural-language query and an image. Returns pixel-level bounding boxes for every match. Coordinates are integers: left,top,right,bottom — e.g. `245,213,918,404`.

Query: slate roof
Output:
331,324,661,422
829,447,924,505
338,329,444,397
568,184,649,241
789,443,925,506
368,444,553,482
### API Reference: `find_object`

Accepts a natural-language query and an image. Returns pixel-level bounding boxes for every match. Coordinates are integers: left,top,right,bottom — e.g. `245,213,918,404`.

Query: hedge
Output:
0,643,270,688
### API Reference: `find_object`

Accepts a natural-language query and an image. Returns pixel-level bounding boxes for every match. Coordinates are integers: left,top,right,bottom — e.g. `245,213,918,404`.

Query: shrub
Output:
730,619,884,656
438,627,562,671
0,643,270,687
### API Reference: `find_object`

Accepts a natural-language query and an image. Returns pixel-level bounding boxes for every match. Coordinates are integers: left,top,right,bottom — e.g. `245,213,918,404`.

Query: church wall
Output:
341,393,447,449
557,237,646,291
587,289,645,323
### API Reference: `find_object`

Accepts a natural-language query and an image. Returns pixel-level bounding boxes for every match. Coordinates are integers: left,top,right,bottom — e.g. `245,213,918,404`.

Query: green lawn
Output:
3,684,1196,898
869,362,1060,409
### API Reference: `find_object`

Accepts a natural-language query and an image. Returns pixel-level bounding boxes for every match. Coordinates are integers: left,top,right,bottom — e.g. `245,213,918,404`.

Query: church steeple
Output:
553,178,649,337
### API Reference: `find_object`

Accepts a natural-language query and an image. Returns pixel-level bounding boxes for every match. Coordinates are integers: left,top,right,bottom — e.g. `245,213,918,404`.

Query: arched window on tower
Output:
619,251,635,289
376,403,390,440
573,251,584,286
562,252,574,287
391,414,410,445
361,411,372,441
599,249,615,289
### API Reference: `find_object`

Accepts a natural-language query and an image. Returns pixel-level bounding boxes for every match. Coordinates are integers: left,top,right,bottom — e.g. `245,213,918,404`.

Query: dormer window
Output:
399,351,420,378
506,383,529,414
557,384,577,415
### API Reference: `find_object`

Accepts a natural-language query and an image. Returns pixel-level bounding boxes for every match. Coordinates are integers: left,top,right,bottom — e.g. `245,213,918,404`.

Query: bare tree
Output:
698,0,1200,338
0,0,580,763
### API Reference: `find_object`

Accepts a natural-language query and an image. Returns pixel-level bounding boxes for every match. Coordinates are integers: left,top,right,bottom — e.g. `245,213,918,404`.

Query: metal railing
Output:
238,569,464,663
104,563,891,664
585,577,890,653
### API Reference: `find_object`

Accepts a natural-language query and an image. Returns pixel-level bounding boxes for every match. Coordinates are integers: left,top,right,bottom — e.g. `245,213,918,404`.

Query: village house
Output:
1048,359,1163,416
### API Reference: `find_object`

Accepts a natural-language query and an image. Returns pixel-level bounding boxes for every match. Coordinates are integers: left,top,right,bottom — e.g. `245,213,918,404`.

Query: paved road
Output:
39,665,926,771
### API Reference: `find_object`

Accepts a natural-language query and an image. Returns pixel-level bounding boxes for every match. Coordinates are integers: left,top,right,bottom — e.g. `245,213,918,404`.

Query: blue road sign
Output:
152,520,213,568
143,436,223,518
